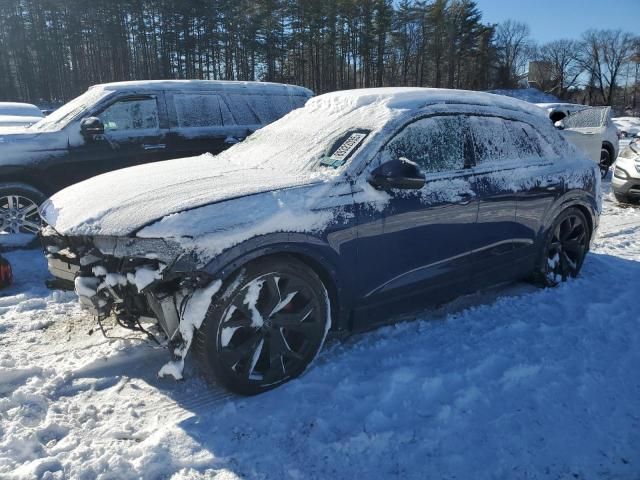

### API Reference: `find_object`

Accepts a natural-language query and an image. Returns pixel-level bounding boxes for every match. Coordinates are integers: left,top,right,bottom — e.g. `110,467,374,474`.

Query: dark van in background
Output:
0,80,313,236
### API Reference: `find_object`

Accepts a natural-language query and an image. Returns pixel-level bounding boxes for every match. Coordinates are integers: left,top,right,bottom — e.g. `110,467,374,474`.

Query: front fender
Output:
193,232,357,332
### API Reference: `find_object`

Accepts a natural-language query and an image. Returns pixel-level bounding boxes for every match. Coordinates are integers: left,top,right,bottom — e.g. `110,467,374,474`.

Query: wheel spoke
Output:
20,203,38,216
562,251,577,273
261,275,282,317
269,328,303,362
219,331,263,368
21,219,41,234
231,296,253,322
563,239,583,256
224,316,253,329
271,305,318,338
5,196,17,210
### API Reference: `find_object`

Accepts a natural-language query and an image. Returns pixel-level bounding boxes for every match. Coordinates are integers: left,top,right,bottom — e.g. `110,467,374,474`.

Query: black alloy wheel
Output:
195,256,330,395
539,208,590,287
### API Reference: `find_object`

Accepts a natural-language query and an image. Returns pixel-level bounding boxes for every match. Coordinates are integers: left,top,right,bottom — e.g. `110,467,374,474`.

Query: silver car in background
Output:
537,102,619,178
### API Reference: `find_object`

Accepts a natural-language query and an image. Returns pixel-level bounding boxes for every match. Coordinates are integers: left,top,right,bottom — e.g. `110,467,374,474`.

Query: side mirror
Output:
368,157,425,190
80,117,105,138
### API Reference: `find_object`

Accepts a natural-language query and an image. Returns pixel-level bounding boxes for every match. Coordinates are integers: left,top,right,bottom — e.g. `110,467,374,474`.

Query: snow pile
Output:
1,181,639,479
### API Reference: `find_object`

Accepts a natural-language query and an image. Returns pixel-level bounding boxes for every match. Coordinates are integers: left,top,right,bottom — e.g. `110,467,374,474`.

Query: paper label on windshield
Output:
329,133,367,162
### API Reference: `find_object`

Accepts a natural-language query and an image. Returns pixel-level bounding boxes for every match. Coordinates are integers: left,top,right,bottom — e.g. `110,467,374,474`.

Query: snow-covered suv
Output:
41,88,600,395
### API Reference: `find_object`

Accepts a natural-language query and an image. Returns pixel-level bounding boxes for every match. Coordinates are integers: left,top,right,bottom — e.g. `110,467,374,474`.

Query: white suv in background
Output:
612,140,640,203
537,103,619,178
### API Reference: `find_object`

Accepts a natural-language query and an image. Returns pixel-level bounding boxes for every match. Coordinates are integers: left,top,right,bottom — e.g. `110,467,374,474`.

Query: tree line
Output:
0,0,638,111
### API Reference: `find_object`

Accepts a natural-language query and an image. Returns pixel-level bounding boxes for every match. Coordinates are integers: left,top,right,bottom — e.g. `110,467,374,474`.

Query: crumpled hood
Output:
41,153,324,237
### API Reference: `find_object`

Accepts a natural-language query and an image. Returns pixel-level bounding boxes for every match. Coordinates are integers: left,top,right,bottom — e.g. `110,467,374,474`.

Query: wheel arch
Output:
539,194,598,246
199,236,354,333
0,166,55,198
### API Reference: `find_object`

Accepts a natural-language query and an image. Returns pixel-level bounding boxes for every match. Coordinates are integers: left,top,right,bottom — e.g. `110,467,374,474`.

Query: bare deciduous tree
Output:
493,19,535,88
536,39,583,99
580,29,638,105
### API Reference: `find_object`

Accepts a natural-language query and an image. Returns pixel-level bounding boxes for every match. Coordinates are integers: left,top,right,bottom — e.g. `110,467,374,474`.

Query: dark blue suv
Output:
41,88,600,395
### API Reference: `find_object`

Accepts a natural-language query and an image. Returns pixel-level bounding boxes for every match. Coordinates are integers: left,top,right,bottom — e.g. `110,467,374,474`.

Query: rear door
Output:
467,115,564,283
64,93,171,186
352,114,479,328
166,91,247,158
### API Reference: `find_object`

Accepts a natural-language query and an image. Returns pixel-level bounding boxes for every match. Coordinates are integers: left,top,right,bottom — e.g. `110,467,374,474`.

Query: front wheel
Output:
534,208,591,287
195,256,330,395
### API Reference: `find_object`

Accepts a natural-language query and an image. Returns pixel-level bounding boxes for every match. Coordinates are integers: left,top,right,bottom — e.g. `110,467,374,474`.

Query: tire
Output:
0,182,46,237
599,148,612,179
195,255,331,395
613,192,630,204
533,208,591,287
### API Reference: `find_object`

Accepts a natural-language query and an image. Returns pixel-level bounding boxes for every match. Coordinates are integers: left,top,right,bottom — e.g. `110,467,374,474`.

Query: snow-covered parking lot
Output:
1,180,639,480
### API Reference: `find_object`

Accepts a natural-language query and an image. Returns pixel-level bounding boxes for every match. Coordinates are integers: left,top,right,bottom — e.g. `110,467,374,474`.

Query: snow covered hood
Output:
41,154,325,236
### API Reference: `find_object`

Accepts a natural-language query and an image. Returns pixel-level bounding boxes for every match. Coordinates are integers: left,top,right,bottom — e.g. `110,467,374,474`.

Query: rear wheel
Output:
599,148,612,179
0,183,45,236
195,256,330,395
534,208,590,287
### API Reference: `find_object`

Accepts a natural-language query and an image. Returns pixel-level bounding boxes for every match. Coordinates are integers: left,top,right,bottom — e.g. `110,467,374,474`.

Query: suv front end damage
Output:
41,227,215,357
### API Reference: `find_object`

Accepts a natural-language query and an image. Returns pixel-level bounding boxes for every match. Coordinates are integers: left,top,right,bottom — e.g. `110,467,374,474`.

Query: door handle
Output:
143,143,166,151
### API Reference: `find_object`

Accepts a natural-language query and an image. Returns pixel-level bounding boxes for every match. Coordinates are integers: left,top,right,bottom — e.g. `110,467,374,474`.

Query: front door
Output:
62,94,171,188
352,114,479,330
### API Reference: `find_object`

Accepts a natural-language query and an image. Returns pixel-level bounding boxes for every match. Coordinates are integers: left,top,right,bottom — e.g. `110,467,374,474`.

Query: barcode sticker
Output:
329,133,367,162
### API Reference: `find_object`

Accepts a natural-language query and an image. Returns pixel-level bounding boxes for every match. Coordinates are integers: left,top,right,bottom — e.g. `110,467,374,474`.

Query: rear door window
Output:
468,116,552,165
173,93,224,128
384,116,470,174
98,97,159,131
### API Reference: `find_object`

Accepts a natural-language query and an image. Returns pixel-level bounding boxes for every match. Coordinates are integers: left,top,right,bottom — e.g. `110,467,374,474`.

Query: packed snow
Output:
1,178,638,479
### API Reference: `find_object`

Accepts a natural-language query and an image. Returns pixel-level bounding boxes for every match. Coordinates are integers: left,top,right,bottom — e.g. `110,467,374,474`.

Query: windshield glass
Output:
31,88,111,132
214,103,380,175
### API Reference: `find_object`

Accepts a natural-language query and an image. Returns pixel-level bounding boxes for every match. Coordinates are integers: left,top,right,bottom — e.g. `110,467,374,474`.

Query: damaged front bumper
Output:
41,228,212,343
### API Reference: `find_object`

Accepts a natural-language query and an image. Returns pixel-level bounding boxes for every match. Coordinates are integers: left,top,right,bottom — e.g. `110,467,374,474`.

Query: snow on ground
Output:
1,180,640,480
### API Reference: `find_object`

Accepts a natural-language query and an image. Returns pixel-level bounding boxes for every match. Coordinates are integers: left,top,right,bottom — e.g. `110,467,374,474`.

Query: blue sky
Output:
477,0,638,44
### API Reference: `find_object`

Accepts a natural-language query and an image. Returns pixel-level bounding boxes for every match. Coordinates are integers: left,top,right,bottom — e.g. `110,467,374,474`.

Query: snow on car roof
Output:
90,80,313,96
307,87,549,119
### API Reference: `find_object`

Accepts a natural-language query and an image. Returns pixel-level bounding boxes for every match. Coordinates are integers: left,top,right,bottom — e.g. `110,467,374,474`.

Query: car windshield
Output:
214,104,378,175
30,88,110,132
